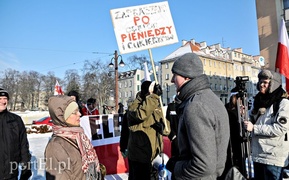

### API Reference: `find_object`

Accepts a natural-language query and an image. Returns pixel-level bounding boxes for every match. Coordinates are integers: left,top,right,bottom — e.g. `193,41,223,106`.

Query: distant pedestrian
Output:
0,88,32,180
102,100,116,114
81,97,100,115
45,95,102,179
118,102,124,114
166,53,230,179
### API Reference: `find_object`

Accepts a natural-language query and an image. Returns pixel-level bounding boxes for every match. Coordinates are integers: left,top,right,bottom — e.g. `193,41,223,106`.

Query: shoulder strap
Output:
273,98,284,117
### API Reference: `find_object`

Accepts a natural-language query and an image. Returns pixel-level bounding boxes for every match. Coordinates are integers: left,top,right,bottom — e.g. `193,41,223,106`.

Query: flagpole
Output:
147,48,169,133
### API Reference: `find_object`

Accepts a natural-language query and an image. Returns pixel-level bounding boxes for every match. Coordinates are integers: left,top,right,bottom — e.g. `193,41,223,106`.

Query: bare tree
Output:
63,69,81,94
42,71,57,107
126,54,153,70
81,59,113,108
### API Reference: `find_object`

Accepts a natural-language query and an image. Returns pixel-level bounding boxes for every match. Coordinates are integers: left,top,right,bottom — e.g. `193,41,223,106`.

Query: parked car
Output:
32,116,53,126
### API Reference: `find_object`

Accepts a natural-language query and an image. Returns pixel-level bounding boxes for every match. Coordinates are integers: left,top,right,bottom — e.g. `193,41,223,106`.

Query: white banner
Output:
110,1,178,54
80,114,122,146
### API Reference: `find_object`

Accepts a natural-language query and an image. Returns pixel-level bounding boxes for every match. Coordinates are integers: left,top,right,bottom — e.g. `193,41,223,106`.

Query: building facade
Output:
118,39,262,106
159,39,262,104
255,0,289,71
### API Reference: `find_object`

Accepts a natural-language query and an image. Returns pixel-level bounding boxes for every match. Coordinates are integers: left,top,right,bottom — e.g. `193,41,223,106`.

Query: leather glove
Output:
151,121,164,134
153,84,163,96
20,169,32,180
166,156,178,173
121,149,128,158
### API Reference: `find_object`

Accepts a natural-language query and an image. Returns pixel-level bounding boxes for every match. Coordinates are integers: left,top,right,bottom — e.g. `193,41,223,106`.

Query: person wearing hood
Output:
0,88,32,180
244,70,289,180
45,95,102,180
67,90,83,116
166,53,230,179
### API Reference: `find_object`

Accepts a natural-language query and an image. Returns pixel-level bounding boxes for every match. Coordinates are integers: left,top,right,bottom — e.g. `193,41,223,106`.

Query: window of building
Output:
137,85,140,92
284,0,289,9
203,59,206,66
165,63,169,69
129,80,132,87
165,74,169,80
124,81,127,87
129,91,132,97
137,74,140,81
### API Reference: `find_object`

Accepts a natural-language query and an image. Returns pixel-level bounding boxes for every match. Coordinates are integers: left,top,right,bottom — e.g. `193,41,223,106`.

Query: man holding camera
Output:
244,70,289,180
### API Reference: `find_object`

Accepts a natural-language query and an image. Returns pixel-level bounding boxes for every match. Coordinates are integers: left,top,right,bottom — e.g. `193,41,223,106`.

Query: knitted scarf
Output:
52,125,100,174
252,85,286,114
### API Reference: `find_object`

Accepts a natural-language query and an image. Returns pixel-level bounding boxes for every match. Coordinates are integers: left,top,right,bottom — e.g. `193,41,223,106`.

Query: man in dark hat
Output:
0,88,32,179
166,53,230,179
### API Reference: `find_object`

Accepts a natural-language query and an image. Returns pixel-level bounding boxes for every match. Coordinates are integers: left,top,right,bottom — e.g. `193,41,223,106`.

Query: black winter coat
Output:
0,109,31,179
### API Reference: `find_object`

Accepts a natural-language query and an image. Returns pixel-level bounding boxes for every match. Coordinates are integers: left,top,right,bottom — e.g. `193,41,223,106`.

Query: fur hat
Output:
172,53,204,78
0,88,9,100
48,95,79,126
257,70,281,93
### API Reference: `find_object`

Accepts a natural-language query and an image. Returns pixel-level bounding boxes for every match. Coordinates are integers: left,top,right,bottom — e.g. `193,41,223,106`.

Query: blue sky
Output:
0,1,259,79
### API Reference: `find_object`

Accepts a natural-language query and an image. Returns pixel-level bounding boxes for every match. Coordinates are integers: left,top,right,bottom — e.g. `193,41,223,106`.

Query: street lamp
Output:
108,50,125,111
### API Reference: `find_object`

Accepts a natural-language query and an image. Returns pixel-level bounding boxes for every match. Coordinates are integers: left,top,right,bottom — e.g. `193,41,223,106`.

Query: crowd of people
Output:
1,52,289,180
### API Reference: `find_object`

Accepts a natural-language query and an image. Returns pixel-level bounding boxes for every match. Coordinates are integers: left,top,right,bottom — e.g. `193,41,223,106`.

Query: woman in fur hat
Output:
244,70,289,180
45,95,102,180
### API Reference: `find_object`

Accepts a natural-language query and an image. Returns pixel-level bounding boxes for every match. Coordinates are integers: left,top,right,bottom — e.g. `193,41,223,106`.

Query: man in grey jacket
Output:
244,70,289,180
166,53,230,179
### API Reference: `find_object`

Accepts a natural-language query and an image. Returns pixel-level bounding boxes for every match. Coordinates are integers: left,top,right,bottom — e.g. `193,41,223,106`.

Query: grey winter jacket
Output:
250,98,289,167
174,75,230,180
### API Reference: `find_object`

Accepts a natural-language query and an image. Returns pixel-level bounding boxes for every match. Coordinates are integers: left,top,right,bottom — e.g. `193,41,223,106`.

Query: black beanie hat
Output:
172,53,203,78
141,81,152,97
0,88,9,100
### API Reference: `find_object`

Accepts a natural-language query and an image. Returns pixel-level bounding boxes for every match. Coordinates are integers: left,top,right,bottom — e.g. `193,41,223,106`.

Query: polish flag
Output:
54,80,64,95
275,18,289,92
143,62,151,81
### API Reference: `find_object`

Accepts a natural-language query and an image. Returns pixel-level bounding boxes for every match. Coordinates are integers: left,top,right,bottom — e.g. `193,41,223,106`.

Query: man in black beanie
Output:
166,53,230,179
0,88,32,179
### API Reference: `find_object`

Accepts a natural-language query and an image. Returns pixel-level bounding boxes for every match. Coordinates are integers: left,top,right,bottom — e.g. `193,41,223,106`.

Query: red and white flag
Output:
275,18,289,92
54,80,64,95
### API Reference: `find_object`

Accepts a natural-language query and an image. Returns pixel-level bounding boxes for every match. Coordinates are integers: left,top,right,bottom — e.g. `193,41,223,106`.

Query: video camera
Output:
234,76,249,92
